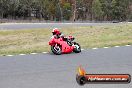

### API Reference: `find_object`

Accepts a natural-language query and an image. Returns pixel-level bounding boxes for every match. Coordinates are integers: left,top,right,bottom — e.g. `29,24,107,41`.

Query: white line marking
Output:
30,53,37,54
42,52,48,54
1,45,131,57
115,46,120,47
128,22,132,23
19,54,26,56
104,47,109,48
125,45,131,46
92,48,98,49
7,55,14,56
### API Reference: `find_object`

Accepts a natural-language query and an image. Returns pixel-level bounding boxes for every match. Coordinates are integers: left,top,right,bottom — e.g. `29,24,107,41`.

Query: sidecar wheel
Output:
73,42,81,53
51,45,62,55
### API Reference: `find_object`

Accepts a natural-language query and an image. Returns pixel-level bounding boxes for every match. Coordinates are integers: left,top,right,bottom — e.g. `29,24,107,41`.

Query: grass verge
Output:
0,23,132,55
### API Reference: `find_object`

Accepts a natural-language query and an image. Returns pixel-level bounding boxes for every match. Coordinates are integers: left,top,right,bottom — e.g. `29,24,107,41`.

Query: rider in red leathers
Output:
52,28,63,39
52,28,72,46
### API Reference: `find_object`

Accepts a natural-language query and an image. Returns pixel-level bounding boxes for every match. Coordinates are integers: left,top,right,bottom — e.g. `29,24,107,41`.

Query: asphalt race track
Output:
0,46,132,88
0,23,121,30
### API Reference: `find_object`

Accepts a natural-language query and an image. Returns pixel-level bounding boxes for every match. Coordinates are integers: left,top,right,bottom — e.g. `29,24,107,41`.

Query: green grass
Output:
0,24,132,55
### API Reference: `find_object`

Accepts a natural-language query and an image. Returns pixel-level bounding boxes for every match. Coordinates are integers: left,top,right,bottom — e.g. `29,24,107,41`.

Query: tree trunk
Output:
72,0,76,22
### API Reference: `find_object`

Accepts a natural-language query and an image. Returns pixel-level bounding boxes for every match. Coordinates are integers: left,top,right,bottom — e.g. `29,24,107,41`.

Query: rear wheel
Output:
73,42,81,53
51,44,62,55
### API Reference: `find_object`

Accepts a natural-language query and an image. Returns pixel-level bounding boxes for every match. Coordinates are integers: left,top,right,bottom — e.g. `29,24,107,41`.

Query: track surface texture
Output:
0,23,121,29
0,46,132,88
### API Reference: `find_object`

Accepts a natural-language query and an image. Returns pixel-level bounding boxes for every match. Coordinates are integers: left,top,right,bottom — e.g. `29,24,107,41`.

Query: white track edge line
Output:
115,46,120,47
42,52,48,54
30,53,37,54
92,48,98,49
2,45,131,56
125,45,131,46
6,55,14,56
104,47,109,48
19,54,26,55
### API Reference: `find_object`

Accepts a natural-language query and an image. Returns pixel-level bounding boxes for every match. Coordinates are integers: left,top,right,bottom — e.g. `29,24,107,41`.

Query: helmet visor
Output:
52,32,56,35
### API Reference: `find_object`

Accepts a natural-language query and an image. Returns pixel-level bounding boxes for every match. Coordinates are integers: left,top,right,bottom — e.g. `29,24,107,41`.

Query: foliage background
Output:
0,0,132,21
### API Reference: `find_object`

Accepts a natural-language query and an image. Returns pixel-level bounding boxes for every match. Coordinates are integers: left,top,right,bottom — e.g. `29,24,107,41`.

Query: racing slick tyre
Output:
51,45,62,55
73,42,81,53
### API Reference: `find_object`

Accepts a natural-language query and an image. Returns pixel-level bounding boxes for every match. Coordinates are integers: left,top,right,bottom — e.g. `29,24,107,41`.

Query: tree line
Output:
0,0,132,21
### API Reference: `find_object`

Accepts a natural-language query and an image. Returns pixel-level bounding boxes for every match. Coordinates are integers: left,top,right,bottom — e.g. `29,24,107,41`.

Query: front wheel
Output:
51,44,62,55
73,42,81,53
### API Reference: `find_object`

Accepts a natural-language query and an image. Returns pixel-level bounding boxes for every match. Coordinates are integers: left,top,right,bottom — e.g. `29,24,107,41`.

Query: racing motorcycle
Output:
49,36,81,55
